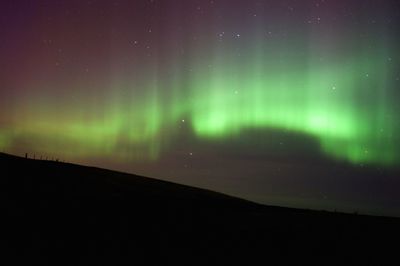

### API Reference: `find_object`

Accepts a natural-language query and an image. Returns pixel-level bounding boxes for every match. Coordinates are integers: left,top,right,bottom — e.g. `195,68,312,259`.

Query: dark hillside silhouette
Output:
1,152,399,265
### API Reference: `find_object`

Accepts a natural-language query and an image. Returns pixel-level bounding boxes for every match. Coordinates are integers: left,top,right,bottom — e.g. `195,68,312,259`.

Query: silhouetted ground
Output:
1,152,399,265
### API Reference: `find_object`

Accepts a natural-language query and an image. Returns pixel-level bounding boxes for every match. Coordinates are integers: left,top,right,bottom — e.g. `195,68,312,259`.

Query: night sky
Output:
1,0,400,216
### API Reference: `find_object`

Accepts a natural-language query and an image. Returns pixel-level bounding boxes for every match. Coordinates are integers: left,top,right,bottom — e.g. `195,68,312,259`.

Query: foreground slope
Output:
1,152,399,265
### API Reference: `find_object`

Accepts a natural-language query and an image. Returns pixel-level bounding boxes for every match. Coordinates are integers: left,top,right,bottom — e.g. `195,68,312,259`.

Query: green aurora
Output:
1,0,399,171
1,45,398,166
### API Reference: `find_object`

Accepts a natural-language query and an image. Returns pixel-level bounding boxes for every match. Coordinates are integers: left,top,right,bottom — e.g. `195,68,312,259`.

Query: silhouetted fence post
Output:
25,153,28,159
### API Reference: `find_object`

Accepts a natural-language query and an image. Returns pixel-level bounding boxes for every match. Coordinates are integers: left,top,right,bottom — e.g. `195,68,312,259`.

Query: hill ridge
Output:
2,151,400,265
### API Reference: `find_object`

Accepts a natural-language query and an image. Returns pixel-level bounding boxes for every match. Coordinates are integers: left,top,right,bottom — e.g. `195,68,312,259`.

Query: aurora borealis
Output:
1,1,400,215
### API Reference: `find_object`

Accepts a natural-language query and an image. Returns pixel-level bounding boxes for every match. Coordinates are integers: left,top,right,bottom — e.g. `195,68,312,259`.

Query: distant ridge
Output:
1,152,399,265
